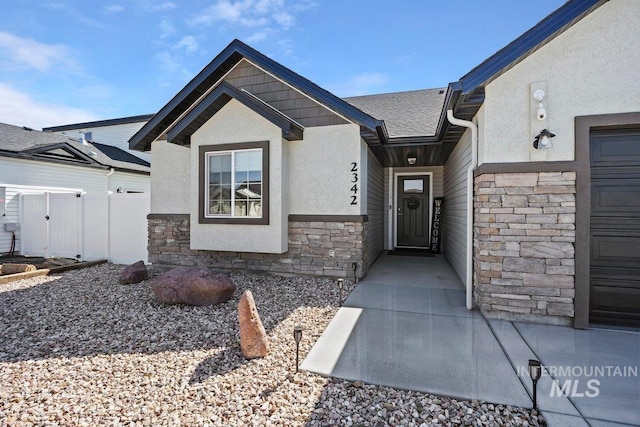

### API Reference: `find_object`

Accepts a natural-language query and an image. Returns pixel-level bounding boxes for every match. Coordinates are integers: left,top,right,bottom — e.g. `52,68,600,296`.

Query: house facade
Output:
128,0,638,328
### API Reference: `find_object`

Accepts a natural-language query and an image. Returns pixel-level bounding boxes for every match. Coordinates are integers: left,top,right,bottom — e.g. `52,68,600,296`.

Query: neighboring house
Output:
0,123,151,258
44,114,153,163
122,0,637,328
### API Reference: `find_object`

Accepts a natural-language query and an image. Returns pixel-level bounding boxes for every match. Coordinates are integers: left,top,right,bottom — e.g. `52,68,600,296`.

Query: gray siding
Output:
383,166,443,250
365,149,384,269
443,129,472,283
224,59,348,128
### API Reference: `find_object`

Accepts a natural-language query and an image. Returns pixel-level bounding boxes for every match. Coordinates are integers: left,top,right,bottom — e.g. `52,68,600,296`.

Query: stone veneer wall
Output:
474,172,576,325
148,214,370,278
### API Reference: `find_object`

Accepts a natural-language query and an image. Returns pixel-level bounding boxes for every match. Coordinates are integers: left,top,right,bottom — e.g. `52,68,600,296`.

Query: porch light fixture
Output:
293,326,303,372
528,359,542,409
407,153,417,165
533,129,555,149
337,278,344,306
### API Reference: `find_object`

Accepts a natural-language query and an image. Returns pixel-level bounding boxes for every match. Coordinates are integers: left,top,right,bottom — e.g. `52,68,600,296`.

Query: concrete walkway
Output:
301,253,640,426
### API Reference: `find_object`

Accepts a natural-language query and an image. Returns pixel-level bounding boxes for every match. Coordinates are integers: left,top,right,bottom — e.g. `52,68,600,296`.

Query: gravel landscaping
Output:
0,264,545,426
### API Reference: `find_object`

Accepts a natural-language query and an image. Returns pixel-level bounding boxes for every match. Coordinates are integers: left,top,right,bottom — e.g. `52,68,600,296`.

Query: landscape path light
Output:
293,326,303,373
528,359,542,409
337,278,344,306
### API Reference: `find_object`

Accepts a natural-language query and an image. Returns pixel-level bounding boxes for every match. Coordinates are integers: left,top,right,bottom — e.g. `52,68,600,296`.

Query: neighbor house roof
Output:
0,122,150,174
43,114,154,132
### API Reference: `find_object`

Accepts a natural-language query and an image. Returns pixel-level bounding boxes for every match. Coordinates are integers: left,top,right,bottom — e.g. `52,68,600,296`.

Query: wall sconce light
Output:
337,278,344,306
533,129,555,149
407,153,417,165
532,89,547,121
528,359,542,409
293,326,303,372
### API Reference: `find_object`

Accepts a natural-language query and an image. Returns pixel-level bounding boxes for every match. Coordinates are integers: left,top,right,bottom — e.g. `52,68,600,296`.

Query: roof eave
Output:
459,0,607,94
129,39,383,151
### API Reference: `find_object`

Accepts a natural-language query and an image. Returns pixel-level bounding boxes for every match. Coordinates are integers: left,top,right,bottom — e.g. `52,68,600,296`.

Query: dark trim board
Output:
148,213,190,220
574,112,640,329
288,214,368,223
474,161,577,176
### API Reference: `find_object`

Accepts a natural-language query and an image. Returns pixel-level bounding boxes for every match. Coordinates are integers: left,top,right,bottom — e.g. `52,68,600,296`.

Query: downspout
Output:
447,110,477,310
105,168,115,192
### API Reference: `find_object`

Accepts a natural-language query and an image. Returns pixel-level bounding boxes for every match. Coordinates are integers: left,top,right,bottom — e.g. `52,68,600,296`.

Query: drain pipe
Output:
447,110,477,310
105,168,115,192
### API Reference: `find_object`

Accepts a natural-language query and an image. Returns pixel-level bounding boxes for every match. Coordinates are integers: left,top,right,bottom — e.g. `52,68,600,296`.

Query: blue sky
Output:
0,0,565,129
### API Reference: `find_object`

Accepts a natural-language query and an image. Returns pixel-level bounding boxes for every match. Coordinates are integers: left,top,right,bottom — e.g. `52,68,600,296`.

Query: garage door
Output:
590,128,640,326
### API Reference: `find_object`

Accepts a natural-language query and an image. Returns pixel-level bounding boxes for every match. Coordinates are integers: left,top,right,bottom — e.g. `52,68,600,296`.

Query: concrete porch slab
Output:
300,305,532,407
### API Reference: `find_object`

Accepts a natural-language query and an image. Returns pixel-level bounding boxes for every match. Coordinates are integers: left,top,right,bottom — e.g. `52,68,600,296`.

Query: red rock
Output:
119,260,148,284
238,290,269,359
151,267,235,306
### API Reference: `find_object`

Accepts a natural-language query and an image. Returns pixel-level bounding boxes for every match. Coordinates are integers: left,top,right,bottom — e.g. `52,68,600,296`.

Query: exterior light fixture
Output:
528,359,542,409
533,129,555,149
293,326,303,372
532,89,547,121
407,153,417,165
352,262,358,284
337,278,344,306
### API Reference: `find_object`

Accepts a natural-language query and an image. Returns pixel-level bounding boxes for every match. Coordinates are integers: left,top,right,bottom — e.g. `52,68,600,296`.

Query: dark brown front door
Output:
590,128,640,326
396,175,430,247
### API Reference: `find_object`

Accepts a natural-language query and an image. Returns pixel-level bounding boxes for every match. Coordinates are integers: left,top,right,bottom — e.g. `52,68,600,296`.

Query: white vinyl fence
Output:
20,192,150,264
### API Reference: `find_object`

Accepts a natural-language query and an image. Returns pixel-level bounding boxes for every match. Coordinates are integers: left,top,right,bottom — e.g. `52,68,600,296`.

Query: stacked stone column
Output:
474,172,576,325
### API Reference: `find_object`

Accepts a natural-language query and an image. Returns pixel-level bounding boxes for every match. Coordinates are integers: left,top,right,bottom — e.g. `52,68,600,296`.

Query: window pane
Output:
248,201,262,217
234,201,248,216
404,179,423,193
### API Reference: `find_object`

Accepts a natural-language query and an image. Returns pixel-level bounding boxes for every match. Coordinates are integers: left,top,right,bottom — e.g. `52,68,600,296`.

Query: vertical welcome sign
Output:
431,197,443,253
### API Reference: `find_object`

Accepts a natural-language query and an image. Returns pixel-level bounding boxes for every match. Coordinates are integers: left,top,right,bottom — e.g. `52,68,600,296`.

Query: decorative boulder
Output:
238,290,269,359
151,267,235,306
119,260,148,284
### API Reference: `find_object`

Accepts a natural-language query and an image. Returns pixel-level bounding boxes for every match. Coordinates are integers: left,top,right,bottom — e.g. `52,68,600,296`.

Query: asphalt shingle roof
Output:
343,88,447,138
0,122,150,173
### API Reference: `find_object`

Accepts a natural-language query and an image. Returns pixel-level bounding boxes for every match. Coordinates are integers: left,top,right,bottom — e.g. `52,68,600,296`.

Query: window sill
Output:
199,216,269,225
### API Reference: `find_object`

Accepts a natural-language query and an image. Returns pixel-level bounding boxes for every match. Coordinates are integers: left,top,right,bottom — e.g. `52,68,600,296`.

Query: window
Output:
199,141,269,225
403,179,424,194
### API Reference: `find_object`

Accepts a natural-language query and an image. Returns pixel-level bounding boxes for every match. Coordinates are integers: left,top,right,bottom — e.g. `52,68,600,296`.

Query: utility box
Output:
0,187,5,217
4,223,18,232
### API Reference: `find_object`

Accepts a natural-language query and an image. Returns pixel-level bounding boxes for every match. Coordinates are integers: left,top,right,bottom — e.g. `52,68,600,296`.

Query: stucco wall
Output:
150,140,190,214
480,0,640,164
189,99,288,254
288,123,363,215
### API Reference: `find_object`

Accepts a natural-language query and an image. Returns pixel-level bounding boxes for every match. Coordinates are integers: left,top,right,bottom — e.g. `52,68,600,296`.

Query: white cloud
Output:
159,18,176,39
174,36,199,54
0,83,97,129
191,0,294,29
150,1,177,12
44,2,103,29
0,31,73,73
329,72,389,97
103,4,124,13
246,30,270,43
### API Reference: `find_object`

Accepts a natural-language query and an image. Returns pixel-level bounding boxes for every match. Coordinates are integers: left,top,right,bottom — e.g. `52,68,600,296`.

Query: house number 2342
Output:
350,162,358,205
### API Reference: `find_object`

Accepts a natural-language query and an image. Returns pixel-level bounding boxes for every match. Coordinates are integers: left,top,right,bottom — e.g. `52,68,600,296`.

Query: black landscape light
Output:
352,262,358,284
293,326,303,372
528,359,542,409
337,278,344,306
